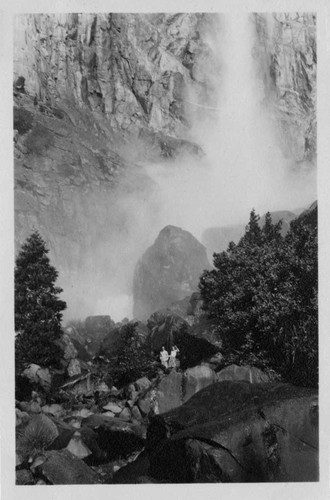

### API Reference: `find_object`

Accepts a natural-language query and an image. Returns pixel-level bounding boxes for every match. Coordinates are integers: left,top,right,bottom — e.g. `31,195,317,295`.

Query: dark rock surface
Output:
133,225,211,320
146,381,318,482
40,449,100,484
216,364,271,383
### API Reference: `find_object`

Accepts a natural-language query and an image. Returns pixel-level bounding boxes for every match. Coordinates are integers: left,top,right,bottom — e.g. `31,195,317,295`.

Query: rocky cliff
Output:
14,13,216,320
254,13,316,163
133,225,210,320
14,13,316,321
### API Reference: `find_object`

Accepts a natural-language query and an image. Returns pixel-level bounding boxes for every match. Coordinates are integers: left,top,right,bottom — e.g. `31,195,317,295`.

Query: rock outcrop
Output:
14,13,316,322
254,13,316,164
146,381,318,482
14,14,215,320
133,225,210,320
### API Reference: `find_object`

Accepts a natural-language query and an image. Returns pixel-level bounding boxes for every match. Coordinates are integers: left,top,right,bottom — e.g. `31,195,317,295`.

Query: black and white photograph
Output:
1,0,329,497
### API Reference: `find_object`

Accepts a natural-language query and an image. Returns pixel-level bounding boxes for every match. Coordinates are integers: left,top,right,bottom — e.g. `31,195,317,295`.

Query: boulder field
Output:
119,381,318,483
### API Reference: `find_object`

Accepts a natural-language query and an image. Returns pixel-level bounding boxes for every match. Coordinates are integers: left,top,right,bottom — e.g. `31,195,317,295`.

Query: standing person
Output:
160,346,169,368
169,346,178,369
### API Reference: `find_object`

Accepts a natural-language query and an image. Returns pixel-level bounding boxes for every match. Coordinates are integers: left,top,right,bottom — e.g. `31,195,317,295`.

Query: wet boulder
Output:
183,365,217,403
216,364,271,383
146,381,318,482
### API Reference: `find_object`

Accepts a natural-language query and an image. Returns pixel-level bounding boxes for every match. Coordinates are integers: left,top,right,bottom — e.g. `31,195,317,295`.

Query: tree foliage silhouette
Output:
199,208,318,387
15,231,66,370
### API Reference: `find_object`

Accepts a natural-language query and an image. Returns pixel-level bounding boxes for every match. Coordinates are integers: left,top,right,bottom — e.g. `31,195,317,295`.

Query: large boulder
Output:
183,365,217,403
136,364,218,416
147,310,218,368
21,364,51,391
39,449,100,484
82,414,146,460
146,381,318,482
133,225,211,320
216,364,271,384
157,370,183,414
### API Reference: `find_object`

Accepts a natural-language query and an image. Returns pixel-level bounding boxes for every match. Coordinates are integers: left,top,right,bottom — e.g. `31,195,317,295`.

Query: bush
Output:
107,322,155,387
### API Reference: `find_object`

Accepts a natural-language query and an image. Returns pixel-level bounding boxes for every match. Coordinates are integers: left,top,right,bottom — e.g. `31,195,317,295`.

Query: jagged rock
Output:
135,377,152,393
67,358,82,377
71,408,94,419
183,365,217,403
60,333,78,361
102,402,122,414
126,383,138,403
66,431,92,459
119,408,131,421
131,406,143,422
42,404,65,419
16,408,30,427
61,373,94,396
133,225,211,320
146,381,318,482
216,364,271,383
95,381,110,393
40,449,100,484
21,364,51,391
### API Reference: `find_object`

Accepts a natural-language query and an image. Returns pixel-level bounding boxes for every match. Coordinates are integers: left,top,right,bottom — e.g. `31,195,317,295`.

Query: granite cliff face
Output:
254,13,316,163
14,13,216,319
13,13,316,321
133,226,211,320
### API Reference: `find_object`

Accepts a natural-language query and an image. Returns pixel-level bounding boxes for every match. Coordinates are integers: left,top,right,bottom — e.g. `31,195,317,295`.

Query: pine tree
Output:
15,231,66,370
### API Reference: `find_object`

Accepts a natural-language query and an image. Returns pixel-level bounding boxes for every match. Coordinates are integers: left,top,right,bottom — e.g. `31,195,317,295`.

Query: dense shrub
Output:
199,208,318,387
15,231,66,373
106,322,155,387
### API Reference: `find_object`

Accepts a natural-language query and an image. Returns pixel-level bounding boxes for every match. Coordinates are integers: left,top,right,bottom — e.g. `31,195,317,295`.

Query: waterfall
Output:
146,13,316,241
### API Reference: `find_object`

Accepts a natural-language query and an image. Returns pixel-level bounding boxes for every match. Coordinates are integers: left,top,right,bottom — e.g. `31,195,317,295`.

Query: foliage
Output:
15,231,66,372
199,209,318,387
107,322,155,387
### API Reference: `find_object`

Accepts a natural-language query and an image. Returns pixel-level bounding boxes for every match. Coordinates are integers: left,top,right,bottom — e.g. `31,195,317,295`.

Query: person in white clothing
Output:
160,346,169,368
169,345,179,369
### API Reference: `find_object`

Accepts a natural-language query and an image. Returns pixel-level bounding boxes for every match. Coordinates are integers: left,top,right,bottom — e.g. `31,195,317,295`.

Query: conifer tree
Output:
15,231,66,370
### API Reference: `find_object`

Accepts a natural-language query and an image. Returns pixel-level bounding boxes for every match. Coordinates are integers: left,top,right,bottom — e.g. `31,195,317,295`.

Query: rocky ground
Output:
15,292,318,484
